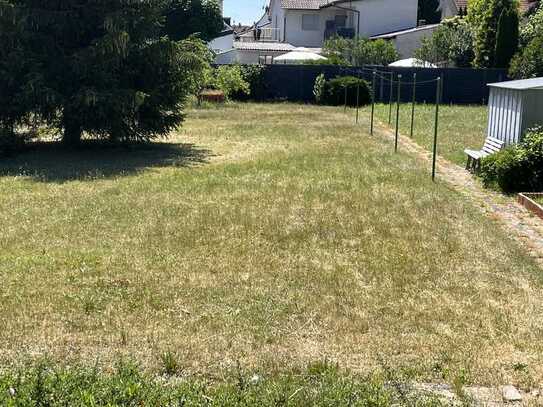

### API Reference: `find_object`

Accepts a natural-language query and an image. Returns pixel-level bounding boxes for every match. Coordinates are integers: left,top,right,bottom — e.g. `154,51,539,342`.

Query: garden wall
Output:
253,65,508,105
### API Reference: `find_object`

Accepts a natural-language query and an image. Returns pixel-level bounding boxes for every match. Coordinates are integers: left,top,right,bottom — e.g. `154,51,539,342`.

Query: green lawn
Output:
1,103,542,388
363,103,488,166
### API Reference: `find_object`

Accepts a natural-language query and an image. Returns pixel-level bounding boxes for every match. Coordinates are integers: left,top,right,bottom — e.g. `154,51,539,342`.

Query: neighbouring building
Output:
208,21,235,55
207,0,235,55
266,0,419,48
213,0,437,65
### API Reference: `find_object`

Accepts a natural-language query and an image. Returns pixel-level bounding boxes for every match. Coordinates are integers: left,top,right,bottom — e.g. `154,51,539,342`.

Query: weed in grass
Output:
159,350,183,376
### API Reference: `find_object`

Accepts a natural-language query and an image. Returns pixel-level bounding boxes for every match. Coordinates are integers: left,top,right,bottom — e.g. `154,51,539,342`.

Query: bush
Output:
231,65,266,101
322,37,399,66
205,65,250,100
479,127,543,193
317,76,371,107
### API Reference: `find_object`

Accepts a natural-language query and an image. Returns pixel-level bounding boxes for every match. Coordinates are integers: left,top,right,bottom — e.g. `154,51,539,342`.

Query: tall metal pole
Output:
410,73,416,138
388,71,393,124
371,71,376,135
395,74,402,153
432,77,441,181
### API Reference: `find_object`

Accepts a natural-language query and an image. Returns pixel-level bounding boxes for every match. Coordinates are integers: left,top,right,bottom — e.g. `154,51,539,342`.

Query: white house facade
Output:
208,28,235,54
215,0,426,64
266,0,418,48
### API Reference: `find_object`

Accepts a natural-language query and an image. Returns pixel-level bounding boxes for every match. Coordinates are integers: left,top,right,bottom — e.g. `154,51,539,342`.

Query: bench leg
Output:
466,156,471,171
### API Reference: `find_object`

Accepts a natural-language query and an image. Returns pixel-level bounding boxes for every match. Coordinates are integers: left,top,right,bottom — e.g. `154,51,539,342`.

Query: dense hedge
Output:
317,76,371,107
479,127,543,193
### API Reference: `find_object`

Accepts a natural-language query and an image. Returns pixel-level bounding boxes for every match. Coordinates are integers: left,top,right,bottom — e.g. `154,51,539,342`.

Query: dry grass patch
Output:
364,103,488,166
0,103,542,387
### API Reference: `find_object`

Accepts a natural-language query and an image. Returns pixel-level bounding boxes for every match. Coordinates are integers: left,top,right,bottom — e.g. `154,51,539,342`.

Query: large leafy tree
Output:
0,1,32,141
163,0,224,41
414,17,475,67
510,3,543,78
0,0,211,147
468,0,520,68
418,0,442,24
519,1,543,46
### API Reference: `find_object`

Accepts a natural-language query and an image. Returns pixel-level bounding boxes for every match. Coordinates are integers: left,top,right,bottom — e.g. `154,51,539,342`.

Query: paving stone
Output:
502,385,522,403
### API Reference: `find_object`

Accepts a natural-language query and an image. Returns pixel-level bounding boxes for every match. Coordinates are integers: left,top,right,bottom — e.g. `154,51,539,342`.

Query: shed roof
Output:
370,24,440,39
488,77,543,90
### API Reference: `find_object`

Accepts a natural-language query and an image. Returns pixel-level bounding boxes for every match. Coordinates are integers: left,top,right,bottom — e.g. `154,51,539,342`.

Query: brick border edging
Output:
518,193,543,220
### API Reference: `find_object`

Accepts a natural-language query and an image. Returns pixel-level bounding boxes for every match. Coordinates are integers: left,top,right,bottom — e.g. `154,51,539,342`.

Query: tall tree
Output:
418,0,442,24
495,6,519,68
414,17,475,67
163,0,224,41
0,0,211,147
510,3,543,77
468,0,520,68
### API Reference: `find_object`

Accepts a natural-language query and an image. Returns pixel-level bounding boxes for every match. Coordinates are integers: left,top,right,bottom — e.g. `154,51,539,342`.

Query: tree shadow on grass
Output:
0,141,213,183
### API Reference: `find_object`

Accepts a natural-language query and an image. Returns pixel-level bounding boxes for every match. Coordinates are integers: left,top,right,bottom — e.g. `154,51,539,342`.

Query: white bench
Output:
464,137,505,171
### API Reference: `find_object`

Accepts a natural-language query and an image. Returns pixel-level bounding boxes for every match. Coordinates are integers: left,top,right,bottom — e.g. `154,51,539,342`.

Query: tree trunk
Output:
62,114,82,147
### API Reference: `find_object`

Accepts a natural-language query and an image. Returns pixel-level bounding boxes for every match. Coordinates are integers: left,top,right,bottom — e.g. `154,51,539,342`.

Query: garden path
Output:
374,121,543,267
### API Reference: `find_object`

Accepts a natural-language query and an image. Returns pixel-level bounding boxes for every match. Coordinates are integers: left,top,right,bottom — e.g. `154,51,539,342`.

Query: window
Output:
334,15,347,28
258,55,274,65
302,14,319,31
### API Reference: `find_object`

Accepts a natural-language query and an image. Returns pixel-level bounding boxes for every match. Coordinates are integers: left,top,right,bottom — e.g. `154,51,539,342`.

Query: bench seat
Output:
465,137,505,171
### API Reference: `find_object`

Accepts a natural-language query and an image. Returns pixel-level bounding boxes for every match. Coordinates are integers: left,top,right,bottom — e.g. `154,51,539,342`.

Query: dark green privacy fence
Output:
250,65,508,105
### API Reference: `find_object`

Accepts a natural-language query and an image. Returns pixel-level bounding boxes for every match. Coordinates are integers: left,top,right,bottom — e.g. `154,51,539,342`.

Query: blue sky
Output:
224,0,268,25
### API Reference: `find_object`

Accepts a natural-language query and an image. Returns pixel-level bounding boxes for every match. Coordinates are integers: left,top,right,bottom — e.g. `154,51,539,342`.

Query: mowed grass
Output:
364,103,488,166
1,103,543,387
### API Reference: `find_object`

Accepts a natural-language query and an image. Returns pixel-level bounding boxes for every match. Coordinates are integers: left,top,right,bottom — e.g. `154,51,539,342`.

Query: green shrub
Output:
231,65,266,101
322,37,399,66
207,65,250,100
479,127,543,193
319,76,371,107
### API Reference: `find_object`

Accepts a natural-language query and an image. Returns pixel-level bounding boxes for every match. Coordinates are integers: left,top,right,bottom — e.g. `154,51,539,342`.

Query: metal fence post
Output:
344,85,348,113
371,71,376,135
388,71,393,124
356,73,360,124
410,73,416,138
432,77,442,181
395,74,402,153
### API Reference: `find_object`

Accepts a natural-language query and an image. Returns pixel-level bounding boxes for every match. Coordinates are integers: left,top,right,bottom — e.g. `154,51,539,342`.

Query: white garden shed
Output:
487,77,543,145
